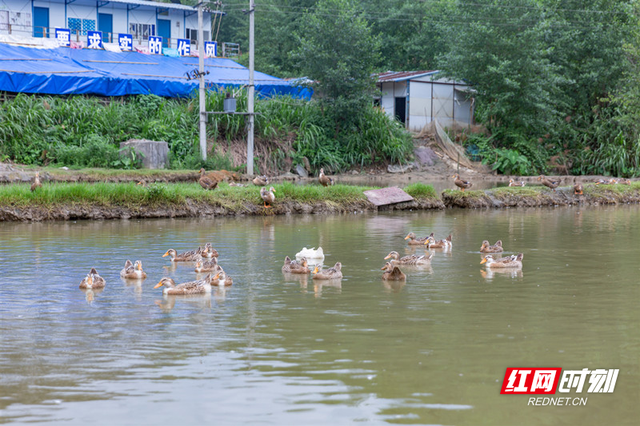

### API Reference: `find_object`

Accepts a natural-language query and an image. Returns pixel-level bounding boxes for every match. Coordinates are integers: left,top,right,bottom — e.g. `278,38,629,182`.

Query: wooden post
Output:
247,0,255,176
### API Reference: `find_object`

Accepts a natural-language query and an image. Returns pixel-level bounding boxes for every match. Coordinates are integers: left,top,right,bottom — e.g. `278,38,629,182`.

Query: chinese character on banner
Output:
118,34,133,51
55,28,71,47
148,36,162,54
87,31,103,49
205,41,217,58
177,39,191,56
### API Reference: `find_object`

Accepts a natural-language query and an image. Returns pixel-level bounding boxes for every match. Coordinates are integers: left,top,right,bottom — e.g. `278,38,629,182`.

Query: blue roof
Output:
0,43,311,99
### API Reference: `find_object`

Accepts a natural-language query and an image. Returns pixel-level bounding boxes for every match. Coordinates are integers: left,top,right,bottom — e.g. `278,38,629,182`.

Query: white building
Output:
0,0,221,50
375,70,475,132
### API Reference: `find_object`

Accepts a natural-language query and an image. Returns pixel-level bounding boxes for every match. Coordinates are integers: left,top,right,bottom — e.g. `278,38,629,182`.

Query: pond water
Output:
0,206,638,425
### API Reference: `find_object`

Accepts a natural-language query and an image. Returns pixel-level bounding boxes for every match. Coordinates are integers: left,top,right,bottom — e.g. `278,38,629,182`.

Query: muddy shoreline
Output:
2,184,639,222
0,198,444,222
441,184,640,208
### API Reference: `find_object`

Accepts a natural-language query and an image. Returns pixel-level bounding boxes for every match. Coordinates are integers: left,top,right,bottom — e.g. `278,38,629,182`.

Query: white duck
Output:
295,247,324,260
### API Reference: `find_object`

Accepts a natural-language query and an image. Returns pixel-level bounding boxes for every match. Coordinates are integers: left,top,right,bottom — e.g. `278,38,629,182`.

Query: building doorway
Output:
394,97,406,125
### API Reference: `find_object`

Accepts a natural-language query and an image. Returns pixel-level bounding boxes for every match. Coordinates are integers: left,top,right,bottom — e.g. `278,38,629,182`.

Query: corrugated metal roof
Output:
40,0,224,13
106,0,223,13
376,70,437,82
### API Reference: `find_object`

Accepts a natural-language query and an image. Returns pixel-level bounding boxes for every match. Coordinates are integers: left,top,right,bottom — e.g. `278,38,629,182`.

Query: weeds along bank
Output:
3,180,640,222
0,92,413,174
0,182,441,221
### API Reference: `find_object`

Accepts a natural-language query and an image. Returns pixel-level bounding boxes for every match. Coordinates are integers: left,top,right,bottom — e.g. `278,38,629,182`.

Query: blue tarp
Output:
0,43,311,99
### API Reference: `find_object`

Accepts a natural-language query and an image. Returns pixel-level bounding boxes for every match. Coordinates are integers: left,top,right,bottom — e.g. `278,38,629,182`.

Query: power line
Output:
218,5,627,31
220,1,629,16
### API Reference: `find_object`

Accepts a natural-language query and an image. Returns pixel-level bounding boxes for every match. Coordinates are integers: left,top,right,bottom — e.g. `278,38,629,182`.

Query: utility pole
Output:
247,0,255,176
198,2,207,161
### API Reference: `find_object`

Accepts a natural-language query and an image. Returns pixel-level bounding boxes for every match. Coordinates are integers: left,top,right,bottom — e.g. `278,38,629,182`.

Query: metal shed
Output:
375,70,475,132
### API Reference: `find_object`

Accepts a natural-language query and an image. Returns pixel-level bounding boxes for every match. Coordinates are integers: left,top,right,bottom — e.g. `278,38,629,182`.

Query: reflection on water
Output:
0,207,639,425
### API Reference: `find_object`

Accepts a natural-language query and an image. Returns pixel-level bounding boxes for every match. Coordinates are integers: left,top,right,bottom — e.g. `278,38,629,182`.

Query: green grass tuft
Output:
403,183,437,199
0,181,375,209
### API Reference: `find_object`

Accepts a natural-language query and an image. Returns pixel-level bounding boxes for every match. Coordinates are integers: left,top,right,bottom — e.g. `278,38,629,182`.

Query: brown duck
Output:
319,168,334,187
538,175,560,191
452,174,472,191
283,256,310,274
425,235,452,249
384,251,433,266
79,268,106,289
260,186,276,208
199,168,218,190
312,262,343,280
480,240,503,253
212,270,233,287
163,248,200,262
120,260,147,279
253,175,269,186
31,171,42,192
381,262,406,281
404,232,432,245
480,253,524,269
154,275,213,295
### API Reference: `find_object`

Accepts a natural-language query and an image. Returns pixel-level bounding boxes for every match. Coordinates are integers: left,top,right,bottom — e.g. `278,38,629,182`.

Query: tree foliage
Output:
292,0,381,136
216,0,640,176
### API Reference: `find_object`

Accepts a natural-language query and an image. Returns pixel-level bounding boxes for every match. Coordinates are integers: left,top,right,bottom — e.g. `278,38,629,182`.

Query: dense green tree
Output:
217,0,317,77
362,0,451,71
292,0,381,135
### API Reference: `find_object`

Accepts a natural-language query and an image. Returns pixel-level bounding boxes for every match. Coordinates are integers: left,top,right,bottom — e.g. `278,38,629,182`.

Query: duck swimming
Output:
480,253,524,269
79,268,106,289
425,235,452,249
154,275,213,295
120,260,147,279
381,262,406,281
480,240,503,253
384,251,432,266
295,247,324,261
195,256,220,273
163,248,200,262
404,232,432,245
282,256,311,274
312,262,343,280
212,270,233,286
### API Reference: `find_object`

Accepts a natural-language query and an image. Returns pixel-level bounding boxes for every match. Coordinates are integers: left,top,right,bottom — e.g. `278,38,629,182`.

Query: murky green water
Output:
0,206,638,425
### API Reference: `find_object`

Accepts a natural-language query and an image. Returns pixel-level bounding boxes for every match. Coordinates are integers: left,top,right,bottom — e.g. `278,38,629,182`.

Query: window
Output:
129,23,156,41
185,28,210,42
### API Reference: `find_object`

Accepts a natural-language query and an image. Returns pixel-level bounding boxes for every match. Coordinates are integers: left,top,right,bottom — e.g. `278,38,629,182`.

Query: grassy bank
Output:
0,182,441,221
442,182,640,208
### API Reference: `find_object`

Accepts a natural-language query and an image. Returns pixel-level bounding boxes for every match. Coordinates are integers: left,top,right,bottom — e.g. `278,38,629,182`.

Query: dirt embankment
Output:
0,198,444,222
441,185,640,208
